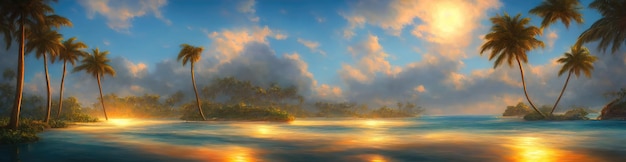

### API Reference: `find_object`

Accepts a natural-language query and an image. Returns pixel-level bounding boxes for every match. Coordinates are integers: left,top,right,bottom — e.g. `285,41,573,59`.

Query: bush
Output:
180,103,295,122
49,120,68,128
0,118,48,144
65,113,99,122
523,108,590,121
523,113,545,121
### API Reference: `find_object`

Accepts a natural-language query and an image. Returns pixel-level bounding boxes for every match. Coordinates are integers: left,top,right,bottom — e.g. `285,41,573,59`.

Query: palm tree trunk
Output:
516,56,546,118
43,53,52,123
551,71,572,115
191,63,206,120
8,21,25,129
97,75,109,121
56,60,67,118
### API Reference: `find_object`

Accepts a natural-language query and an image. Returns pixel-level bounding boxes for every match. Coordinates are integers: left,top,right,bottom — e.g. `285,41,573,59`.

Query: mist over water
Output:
2,116,626,162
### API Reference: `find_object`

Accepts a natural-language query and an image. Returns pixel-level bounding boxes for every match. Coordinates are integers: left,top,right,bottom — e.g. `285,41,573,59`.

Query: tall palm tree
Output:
0,0,70,129
25,28,63,124
529,0,584,29
576,0,626,54
56,37,87,118
480,13,546,118
73,48,115,121
551,46,597,115
177,44,206,121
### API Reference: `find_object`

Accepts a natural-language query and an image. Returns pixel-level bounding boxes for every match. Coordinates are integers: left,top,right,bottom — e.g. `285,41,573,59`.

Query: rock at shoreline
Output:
599,99,626,120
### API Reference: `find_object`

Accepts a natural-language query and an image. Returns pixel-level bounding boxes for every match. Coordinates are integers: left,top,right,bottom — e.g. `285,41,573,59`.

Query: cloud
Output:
545,29,559,50
316,16,325,23
297,38,326,55
314,84,344,101
274,33,288,40
342,0,500,43
78,0,171,32
339,34,399,83
207,26,277,65
237,0,260,22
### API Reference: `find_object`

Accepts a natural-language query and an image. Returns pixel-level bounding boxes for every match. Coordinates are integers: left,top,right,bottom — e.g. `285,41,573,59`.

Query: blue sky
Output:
3,0,626,115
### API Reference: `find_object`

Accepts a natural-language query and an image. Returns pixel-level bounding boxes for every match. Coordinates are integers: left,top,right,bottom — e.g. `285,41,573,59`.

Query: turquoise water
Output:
2,116,626,162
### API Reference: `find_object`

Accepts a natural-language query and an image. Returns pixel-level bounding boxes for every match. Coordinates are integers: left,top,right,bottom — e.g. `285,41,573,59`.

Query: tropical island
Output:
0,1,625,159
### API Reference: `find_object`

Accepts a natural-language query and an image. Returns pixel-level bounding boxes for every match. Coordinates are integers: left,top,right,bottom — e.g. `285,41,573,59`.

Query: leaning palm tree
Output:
177,44,206,121
551,46,597,115
56,37,87,118
480,13,546,118
1,0,71,129
25,27,64,124
529,0,584,29
576,0,626,54
73,48,115,121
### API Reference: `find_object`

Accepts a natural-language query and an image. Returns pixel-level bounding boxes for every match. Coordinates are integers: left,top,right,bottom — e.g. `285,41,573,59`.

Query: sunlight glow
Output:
108,118,134,127
434,5,462,36
228,147,253,162
510,137,555,162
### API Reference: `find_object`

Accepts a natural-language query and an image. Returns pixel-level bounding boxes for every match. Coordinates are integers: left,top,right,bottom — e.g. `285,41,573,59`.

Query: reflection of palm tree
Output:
1,0,70,129
480,13,546,118
529,0,583,29
576,0,626,53
25,28,64,124
56,37,87,118
177,44,206,120
551,46,597,115
73,48,116,121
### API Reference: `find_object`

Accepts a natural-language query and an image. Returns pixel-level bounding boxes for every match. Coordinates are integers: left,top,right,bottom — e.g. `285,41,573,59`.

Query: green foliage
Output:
196,77,306,119
314,101,423,118
524,108,590,121
48,119,68,128
503,102,533,116
180,102,295,122
0,118,48,144
86,92,181,118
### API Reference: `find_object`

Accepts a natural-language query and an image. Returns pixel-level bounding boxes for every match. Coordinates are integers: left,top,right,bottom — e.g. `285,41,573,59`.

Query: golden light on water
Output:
511,137,554,162
227,147,254,162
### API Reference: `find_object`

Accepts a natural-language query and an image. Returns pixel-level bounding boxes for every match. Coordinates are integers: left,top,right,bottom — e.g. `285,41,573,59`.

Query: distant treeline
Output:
0,75,423,120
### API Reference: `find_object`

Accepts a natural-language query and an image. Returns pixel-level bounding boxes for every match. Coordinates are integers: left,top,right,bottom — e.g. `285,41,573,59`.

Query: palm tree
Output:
1,0,71,129
177,44,206,121
25,28,63,124
576,0,626,54
551,46,597,115
73,48,115,121
56,37,87,118
480,13,546,118
529,0,584,29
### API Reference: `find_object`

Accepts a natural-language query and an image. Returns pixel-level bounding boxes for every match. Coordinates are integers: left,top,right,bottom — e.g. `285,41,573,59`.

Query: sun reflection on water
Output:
510,137,554,162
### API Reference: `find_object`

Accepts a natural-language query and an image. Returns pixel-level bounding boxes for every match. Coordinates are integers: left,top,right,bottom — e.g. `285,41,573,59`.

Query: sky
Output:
1,0,626,115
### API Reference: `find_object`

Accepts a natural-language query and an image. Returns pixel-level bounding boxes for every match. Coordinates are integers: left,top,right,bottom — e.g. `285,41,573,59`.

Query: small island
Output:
502,102,594,121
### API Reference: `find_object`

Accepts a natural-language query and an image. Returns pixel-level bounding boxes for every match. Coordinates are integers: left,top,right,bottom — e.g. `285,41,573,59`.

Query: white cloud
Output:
207,26,277,65
237,0,256,14
340,35,399,83
237,0,260,22
78,0,171,32
297,38,326,55
545,29,559,50
342,0,500,47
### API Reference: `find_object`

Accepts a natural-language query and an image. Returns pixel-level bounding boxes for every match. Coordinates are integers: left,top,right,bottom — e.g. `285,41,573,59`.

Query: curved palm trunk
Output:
551,71,572,115
97,75,109,121
43,53,52,123
56,60,67,118
516,56,546,118
8,21,25,129
191,63,206,120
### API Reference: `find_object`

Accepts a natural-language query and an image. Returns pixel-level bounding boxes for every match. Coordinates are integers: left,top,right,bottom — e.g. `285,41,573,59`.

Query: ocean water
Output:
1,115,626,162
